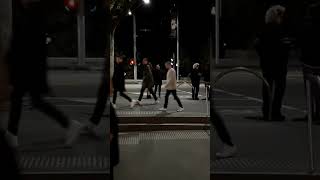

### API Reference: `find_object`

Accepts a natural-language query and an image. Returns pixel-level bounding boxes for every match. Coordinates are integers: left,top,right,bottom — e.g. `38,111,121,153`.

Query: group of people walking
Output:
111,56,184,112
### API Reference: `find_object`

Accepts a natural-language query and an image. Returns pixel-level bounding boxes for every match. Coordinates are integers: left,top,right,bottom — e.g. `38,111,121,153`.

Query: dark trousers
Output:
211,106,234,146
192,85,199,99
138,86,157,101
164,90,183,108
8,89,70,136
112,89,132,104
90,73,108,125
262,72,287,119
154,83,161,98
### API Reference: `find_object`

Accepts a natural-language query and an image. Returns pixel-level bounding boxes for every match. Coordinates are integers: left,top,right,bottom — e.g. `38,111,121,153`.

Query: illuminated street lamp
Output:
143,0,150,5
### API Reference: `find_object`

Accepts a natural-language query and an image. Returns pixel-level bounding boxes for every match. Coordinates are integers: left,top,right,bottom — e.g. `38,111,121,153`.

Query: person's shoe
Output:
195,97,199,100
65,120,83,146
130,100,136,108
84,122,99,137
111,103,117,109
216,144,237,159
136,100,142,106
5,131,18,148
177,107,184,112
159,107,167,112
155,100,160,104
147,95,152,99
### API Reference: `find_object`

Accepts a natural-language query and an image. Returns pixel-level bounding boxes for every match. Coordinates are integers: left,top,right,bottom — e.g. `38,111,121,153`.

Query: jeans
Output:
163,90,183,108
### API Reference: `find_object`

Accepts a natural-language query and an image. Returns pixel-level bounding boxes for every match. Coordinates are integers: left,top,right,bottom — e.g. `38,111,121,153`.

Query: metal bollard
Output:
306,79,315,173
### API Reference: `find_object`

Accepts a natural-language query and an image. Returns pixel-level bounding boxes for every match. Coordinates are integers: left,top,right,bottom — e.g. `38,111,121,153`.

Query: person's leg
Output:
138,87,146,101
211,107,233,146
148,87,158,101
112,89,118,104
262,73,272,119
90,77,108,125
163,90,171,108
119,91,132,102
195,85,200,99
154,84,158,97
158,84,162,98
7,89,24,136
272,73,287,118
192,86,195,100
172,90,183,108
30,93,70,129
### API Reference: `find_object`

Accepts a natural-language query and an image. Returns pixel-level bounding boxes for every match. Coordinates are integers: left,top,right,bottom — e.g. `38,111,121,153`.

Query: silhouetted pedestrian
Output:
5,0,82,148
137,58,159,105
112,55,136,109
159,62,184,112
153,64,163,98
256,5,290,121
191,63,201,100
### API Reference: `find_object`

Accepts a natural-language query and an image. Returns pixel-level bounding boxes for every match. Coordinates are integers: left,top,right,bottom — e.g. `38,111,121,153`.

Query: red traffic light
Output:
64,0,79,12
129,59,135,65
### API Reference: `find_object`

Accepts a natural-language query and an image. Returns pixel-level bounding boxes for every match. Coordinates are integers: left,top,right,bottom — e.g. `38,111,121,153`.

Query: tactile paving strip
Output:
119,131,210,145
20,155,109,173
211,158,303,173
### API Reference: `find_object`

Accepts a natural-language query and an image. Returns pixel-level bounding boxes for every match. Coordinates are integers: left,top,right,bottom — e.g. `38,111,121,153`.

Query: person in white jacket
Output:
159,62,184,112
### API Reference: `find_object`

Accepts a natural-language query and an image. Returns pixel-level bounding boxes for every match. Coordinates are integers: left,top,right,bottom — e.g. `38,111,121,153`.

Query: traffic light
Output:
64,0,79,12
129,59,135,66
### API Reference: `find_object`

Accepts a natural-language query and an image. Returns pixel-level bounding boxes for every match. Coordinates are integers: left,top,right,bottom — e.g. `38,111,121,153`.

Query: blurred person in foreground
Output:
256,5,290,121
5,0,82,148
211,87,237,158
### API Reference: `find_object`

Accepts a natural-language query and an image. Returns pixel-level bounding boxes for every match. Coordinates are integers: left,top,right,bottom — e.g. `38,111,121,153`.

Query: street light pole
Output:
133,14,138,81
176,8,180,81
215,0,220,65
77,0,86,66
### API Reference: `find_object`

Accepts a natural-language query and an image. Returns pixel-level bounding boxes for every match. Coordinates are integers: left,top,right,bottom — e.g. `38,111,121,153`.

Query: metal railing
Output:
303,63,320,174
211,67,272,121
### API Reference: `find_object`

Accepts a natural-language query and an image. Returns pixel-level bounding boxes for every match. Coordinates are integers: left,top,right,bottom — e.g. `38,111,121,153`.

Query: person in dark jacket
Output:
153,64,163,98
5,0,82,147
191,63,201,100
112,55,136,109
256,5,289,121
137,58,159,105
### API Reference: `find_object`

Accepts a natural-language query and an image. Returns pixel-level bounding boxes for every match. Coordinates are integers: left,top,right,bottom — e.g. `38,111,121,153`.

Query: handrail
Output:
211,67,273,121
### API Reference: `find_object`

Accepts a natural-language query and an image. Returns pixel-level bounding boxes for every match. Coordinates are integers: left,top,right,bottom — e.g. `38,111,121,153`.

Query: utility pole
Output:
77,0,86,66
176,6,180,81
133,14,138,81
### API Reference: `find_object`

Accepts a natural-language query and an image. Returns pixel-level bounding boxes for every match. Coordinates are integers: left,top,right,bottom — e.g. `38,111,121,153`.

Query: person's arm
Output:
165,69,174,88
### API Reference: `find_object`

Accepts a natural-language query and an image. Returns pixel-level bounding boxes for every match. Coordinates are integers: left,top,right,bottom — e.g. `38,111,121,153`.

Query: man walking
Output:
112,55,136,109
159,62,184,112
137,58,159,105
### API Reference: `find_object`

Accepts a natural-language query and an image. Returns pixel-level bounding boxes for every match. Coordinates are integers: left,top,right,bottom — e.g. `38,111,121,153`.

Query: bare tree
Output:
108,0,139,76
